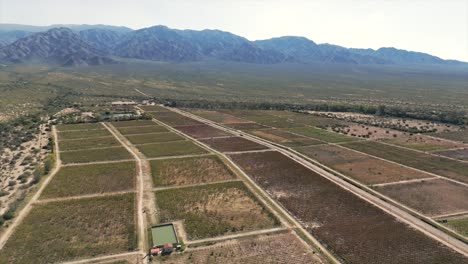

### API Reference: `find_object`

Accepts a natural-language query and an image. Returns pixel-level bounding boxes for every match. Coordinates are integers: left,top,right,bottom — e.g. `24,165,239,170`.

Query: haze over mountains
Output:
0,24,465,67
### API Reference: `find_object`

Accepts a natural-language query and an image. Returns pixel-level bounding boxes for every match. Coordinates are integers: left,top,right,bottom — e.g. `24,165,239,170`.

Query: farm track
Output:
59,145,123,153
433,211,468,220
102,123,148,254
35,190,136,204
152,179,243,191
0,126,62,249
60,251,145,264
142,107,340,264
371,176,440,187
145,153,213,161
170,107,468,257
185,227,288,246
61,159,135,167
223,149,276,155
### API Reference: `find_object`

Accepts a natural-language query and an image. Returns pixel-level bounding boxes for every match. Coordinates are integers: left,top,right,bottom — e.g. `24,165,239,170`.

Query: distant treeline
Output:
159,99,468,126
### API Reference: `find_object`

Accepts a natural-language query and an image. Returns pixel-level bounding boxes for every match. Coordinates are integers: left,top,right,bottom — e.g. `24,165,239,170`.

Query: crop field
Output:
154,232,322,264
434,148,468,161
342,141,468,184
266,111,348,128
56,123,103,131
58,128,111,140
150,156,235,187
174,124,232,139
41,162,135,198
111,120,158,127
115,125,168,135
154,181,279,240
251,128,324,147
125,132,183,145
225,122,270,130
200,137,269,152
432,130,468,143
137,140,207,158
59,136,121,151
187,109,249,124
380,135,463,152
229,151,467,264
0,194,136,264
150,111,203,126
443,217,468,237
60,147,133,164
375,179,468,216
286,126,357,143
139,105,170,112
295,144,432,185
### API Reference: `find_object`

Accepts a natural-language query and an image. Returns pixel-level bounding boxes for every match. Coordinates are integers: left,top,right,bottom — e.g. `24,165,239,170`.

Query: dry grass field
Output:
150,156,235,187
60,147,132,164
115,125,168,135
111,120,158,127
0,194,136,264
229,151,467,264
154,232,322,264
443,217,468,237
200,137,269,152
125,132,183,145
174,124,231,139
150,112,203,126
58,129,112,140
375,179,468,216
59,136,121,151
187,109,249,124
137,140,207,158
57,123,104,131
251,128,324,147
343,141,468,184
432,130,468,143
155,181,279,240
295,144,432,185
225,122,270,130
286,126,357,143
41,162,135,198
434,148,468,161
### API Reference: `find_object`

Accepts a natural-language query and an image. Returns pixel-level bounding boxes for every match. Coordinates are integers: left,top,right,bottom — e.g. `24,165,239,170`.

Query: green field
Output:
251,128,324,147
56,123,103,131
286,126,357,143
138,140,207,158
150,156,235,186
343,141,468,183
116,125,167,135
155,181,279,239
0,194,136,263
59,136,121,151
58,129,111,140
151,224,178,246
60,147,132,164
444,217,468,237
41,162,135,198
111,120,158,127
126,132,183,145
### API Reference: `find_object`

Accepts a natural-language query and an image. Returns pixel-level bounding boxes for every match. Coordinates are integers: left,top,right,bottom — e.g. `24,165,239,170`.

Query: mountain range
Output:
0,24,465,67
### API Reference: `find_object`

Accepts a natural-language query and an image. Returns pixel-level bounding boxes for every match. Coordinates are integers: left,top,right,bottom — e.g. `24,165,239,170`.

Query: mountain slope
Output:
79,28,122,50
0,28,116,66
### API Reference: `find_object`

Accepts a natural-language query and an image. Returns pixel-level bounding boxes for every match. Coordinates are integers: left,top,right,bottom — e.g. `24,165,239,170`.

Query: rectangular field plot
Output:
57,123,103,131
0,194,136,264
251,128,323,147
116,125,167,135
58,128,111,140
443,217,468,237
59,136,121,151
434,148,468,161
174,124,231,139
140,105,170,112
229,151,467,264
432,130,468,143
296,144,432,185
111,120,158,127
138,140,207,158
150,156,235,187
188,109,249,124
155,181,279,240
200,137,269,152
379,134,464,152
265,111,348,128
343,141,468,184
375,179,468,216
60,147,132,164
150,112,202,126
286,126,357,143
126,132,183,145
41,162,135,199
154,232,322,264
225,122,270,130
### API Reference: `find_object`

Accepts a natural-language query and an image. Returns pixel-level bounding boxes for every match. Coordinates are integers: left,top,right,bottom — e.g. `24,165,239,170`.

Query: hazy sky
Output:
1,0,467,61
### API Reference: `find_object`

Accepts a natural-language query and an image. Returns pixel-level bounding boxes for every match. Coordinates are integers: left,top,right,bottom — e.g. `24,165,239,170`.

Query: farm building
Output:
150,223,181,256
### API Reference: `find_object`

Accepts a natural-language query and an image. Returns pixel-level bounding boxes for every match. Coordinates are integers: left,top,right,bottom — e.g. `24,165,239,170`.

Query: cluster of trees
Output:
160,99,467,126
0,114,43,153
